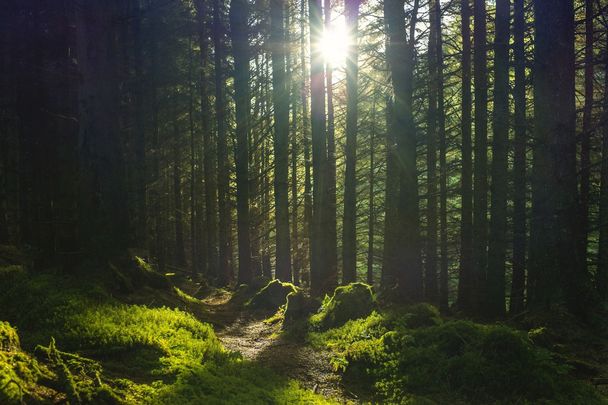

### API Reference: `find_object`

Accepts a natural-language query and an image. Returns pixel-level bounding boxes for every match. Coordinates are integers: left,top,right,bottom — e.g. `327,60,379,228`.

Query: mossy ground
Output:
309,304,607,404
2,261,606,404
0,266,334,404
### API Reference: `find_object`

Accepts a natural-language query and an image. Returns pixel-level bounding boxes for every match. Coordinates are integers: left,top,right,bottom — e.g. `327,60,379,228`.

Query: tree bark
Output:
425,0,439,304
342,0,360,284
230,0,253,284
529,0,585,314
324,0,338,289
579,0,594,275
486,0,510,318
271,0,293,282
510,0,527,315
213,0,233,285
472,0,488,312
458,0,474,312
384,0,423,302
597,32,608,301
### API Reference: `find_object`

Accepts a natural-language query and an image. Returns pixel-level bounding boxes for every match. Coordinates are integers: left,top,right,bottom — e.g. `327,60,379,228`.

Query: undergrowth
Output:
310,304,605,404
0,268,334,404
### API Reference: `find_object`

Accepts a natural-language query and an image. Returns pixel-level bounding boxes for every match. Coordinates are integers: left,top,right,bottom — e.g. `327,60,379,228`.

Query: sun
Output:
320,15,349,68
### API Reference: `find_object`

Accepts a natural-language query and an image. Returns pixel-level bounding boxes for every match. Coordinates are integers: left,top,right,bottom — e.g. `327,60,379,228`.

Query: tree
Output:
309,0,330,296
324,0,338,289
598,32,608,302
230,0,253,284
472,0,488,312
271,0,293,282
529,0,586,314
579,0,594,274
458,0,474,312
342,0,360,284
486,0,509,318
510,0,527,315
213,0,233,285
426,0,439,303
431,0,449,312
384,0,423,302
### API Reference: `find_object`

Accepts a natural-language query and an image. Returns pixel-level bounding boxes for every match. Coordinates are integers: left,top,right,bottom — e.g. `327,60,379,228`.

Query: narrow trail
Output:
187,288,355,403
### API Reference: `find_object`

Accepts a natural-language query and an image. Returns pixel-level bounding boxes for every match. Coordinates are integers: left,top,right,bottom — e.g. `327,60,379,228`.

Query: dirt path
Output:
188,289,355,403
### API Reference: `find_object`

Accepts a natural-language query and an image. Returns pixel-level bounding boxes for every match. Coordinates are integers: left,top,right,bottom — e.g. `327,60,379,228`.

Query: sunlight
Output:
320,15,349,68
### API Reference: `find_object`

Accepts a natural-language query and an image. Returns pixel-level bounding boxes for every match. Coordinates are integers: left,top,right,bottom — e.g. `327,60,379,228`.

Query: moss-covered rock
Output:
111,255,171,293
392,303,442,329
310,283,375,331
248,279,298,311
283,290,319,326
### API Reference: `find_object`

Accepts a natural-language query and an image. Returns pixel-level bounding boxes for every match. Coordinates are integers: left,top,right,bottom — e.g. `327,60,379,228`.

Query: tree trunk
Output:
367,97,377,285
301,0,313,285
579,0,594,275
173,117,186,267
598,31,608,301
195,0,219,279
309,0,329,296
472,0,488,312
431,0,449,313
342,0,360,284
384,0,423,302
382,97,399,288
529,0,585,314
425,0,439,304
510,0,527,315
271,0,293,282
213,0,233,285
230,0,253,284
324,0,338,289
458,0,474,312
486,0,510,318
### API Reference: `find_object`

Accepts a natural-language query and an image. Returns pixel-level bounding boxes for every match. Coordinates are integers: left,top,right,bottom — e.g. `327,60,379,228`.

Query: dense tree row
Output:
1,0,608,316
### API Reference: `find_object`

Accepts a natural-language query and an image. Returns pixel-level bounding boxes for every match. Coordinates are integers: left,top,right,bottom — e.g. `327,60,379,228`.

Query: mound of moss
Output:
248,279,298,311
313,311,604,404
310,283,375,331
283,290,319,326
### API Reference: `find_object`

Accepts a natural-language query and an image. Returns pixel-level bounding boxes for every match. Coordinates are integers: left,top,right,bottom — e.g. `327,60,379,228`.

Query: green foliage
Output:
248,279,297,311
314,308,604,404
310,283,375,331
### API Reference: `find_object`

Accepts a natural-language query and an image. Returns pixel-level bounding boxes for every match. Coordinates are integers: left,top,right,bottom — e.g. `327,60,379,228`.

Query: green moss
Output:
310,283,375,331
0,323,43,404
174,287,204,305
315,311,604,404
248,279,298,311
390,303,442,329
0,271,332,404
0,322,20,352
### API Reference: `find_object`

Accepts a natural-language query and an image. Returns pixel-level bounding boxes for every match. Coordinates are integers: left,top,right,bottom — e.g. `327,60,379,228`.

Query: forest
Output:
1,0,608,403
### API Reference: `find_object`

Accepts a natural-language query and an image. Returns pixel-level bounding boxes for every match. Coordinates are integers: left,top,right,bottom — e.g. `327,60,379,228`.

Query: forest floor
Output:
179,284,354,402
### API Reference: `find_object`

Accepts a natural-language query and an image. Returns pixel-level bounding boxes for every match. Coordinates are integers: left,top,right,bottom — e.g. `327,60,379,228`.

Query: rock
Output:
248,279,298,311
310,282,376,330
283,290,319,326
